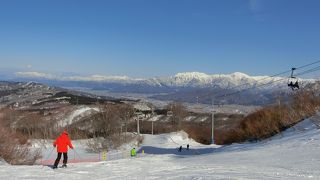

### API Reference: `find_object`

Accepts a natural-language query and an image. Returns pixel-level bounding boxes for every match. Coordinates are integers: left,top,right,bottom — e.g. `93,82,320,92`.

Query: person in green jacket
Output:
131,148,136,157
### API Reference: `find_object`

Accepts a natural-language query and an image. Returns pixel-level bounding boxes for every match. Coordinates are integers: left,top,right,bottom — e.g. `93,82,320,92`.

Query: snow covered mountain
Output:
11,71,300,90
153,71,287,89
3,70,315,105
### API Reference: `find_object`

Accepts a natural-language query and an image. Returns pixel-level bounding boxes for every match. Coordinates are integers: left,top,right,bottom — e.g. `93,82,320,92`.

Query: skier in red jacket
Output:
53,130,74,169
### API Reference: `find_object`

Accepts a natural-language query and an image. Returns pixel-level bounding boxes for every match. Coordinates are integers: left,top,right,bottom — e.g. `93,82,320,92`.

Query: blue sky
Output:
0,0,320,78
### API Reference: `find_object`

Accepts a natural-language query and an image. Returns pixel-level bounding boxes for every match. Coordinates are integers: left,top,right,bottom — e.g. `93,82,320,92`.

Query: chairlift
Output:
167,103,174,117
134,111,144,119
287,68,299,91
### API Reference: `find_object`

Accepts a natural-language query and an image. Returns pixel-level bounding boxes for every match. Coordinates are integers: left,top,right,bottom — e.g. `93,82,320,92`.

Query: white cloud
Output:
66,75,131,82
26,64,32,69
15,71,56,79
14,71,135,82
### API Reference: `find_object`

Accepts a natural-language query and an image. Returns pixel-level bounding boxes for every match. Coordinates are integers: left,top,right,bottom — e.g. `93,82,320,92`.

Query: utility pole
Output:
137,116,140,135
151,121,154,135
124,111,128,141
211,98,215,144
96,95,99,104
125,112,128,134
151,107,154,135
134,106,141,135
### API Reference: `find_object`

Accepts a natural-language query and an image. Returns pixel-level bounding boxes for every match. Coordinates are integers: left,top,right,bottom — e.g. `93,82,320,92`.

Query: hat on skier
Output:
62,130,68,135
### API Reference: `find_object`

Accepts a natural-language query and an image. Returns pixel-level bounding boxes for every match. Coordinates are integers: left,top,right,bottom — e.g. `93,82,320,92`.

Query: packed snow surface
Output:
1,119,320,179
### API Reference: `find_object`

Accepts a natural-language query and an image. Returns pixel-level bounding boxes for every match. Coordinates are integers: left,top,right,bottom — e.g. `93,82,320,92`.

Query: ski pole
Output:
73,149,76,162
73,149,83,162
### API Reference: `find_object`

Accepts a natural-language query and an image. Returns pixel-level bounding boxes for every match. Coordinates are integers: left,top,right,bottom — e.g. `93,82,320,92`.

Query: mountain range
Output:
0,69,313,105
8,70,296,89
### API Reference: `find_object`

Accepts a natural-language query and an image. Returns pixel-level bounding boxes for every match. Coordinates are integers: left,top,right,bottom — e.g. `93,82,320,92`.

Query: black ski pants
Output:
54,152,68,167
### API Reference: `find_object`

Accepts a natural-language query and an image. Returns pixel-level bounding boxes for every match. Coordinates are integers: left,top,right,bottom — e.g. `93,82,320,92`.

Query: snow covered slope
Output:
58,106,99,127
1,118,320,179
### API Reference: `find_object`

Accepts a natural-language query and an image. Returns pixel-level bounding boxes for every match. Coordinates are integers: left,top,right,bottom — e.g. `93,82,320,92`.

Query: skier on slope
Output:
53,130,74,169
131,148,136,157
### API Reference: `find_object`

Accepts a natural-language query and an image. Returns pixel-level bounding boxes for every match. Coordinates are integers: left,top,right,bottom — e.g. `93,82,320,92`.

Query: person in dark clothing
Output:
53,130,74,169
187,144,189,150
178,145,182,152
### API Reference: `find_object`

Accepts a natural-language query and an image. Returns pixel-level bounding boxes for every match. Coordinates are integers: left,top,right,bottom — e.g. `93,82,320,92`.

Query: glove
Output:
53,145,56,147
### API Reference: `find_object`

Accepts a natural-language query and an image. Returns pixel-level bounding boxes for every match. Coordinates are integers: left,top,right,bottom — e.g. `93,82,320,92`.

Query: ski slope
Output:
1,119,320,179
58,106,99,127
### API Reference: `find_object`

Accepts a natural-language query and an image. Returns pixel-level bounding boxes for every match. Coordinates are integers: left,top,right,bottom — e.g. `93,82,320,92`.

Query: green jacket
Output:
131,148,136,156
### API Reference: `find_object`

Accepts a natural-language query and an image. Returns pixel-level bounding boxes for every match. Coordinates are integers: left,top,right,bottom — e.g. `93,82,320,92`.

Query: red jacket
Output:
53,131,73,153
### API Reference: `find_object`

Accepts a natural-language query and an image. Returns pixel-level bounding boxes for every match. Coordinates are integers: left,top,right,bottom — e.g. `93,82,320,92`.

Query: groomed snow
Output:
1,119,320,179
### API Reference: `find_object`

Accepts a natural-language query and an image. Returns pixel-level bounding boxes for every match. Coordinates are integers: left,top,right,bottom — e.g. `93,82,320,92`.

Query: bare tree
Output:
92,103,122,137
117,104,134,134
0,109,40,165
167,102,188,131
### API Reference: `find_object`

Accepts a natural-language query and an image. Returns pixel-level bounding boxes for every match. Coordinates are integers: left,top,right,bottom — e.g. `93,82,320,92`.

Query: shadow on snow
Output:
137,146,216,156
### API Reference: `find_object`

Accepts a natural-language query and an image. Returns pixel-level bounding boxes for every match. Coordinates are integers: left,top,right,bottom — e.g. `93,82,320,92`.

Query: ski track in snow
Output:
1,120,320,179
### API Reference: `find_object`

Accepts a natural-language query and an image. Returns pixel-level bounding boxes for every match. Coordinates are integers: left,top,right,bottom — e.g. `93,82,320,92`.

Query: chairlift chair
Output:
288,68,299,91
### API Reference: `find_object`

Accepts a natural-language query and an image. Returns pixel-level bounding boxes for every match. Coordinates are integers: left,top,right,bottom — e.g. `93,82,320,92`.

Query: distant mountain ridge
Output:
1,70,315,105
11,71,304,90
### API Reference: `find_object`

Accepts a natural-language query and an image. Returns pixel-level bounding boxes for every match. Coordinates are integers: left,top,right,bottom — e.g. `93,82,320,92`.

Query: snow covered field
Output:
1,119,320,179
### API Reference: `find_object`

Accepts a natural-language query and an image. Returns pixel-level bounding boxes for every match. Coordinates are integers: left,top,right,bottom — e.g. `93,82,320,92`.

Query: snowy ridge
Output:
14,71,312,90
164,71,288,88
